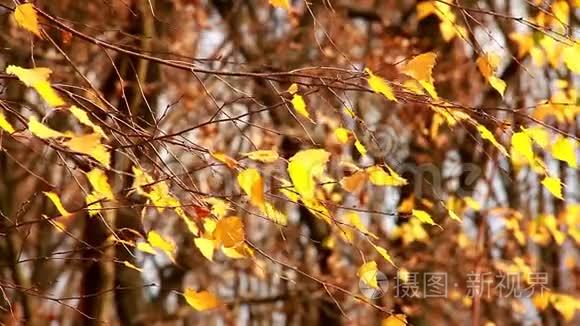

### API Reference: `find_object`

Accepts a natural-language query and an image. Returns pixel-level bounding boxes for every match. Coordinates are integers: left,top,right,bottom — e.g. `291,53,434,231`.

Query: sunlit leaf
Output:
86,168,114,201
0,112,15,133
477,124,508,156
401,52,438,99
44,191,71,217
340,171,368,193
542,176,564,200
211,152,238,169
136,241,156,255
551,136,577,168
287,149,330,200
147,230,176,260
205,198,230,218
241,150,279,163
122,261,143,272
70,106,108,139
563,44,580,73
373,244,396,267
65,133,111,168
28,116,66,139
550,294,578,321
6,66,65,107
13,4,42,38
382,314,407,326
237,168,265,208
334,127,351,144
367,165,407,186
214,216,245,248
183,289,221,311
511,131,535,166
194,237,216,261
269,0,290,10
476,54,506,97
262,202,288,226
365,68,397,102
412,209,437,226
357,261,379,289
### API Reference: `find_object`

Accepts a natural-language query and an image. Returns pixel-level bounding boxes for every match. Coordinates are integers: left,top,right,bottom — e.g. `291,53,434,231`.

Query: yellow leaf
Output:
334,127,351,144
214,216,245,248
477,125,508,156
398,195,414,213
448,208,462,222
476,54,506,97
511,131,535,166
365,68,397,102
401,52,438,99
523,126,550,149
367,165,407,186
552,1,570,27
136,242,156,255
550,294,577,321
242,150,279,163
279,178,300,202
6,66,65,107
222,243,254,259
532,292,551,310
28,116,66,139
237,168,265,208
542,176,564,200
194,237,216,261
86,168,114,201
464,197,481,211
488,76,506,97
13,4,42,38
509,33,534,58
262,202,288,226
288,84,312,121
373,244,396,267
132,166,154,196
551,136,577,168
183,289,221,311
44,191,71,217
122,261,143,272
147,231,176,260
345,212,377,239
354,135,367,156
287,149,331,200
205,198,230,218
269,0,290,10
69,106,107,139
211,152,238,169
412,209,437,226
340,171,368,193
65,133,111,168
357,261,379,289
382,314,407,326
563,44,580,73
0,112,15,133
85,191,103,217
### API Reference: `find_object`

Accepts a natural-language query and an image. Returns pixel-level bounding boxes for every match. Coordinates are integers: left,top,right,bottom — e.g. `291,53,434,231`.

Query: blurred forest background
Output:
0,0,579,325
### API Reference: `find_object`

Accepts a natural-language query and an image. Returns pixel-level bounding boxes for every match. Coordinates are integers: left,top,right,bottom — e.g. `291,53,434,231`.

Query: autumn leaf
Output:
542,176,564,200
357,261,379,289
287,149,330,200
241,150,279,163
237,168,265,208
550,294,578,321
13,4,42,38
366,165,407,186
511,131,535,166
412,209,439,227
44,191,71,217
288,83,312,121
87,168,115,201
211,152,238,169
28,116,66,139
382,314,407,326
0,112,15,133
70,106,108,139
6,66,65,107
476,54,506,97
401,52,438,99
66,133,111,168
183,289,221,311
373,244,396,267
214,216,245,248
477,124,508,156
269,0,291,10
136,242,156,255
147,231,176,260
340,170,368,193
365,68,397,102
194,237,216,261
551,136,577,168
334,127,351,144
